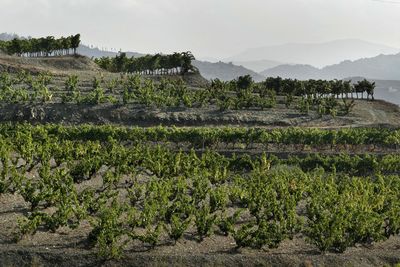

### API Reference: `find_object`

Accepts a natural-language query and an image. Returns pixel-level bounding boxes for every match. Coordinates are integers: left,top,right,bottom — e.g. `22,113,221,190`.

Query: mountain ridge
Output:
260,53,400,81
227,39,400,68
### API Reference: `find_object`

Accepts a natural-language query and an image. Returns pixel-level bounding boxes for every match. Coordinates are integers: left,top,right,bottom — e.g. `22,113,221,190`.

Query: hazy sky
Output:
1,0,400,59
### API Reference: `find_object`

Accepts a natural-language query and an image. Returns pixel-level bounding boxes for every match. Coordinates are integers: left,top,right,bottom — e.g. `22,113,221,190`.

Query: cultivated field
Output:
0,53,400,266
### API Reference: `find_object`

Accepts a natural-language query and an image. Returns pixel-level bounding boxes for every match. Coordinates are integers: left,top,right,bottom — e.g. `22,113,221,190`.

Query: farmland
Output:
0,124,400,266
0,43,400,266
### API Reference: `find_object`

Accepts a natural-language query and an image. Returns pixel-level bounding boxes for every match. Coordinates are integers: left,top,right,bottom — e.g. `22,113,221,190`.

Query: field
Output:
1,53,400,267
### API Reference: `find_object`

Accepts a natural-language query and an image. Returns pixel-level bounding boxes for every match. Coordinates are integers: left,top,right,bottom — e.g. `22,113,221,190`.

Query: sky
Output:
1,0,400,59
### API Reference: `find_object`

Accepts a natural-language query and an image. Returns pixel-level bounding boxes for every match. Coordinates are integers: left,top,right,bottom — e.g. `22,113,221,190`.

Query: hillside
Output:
77,45,144,59
261,53,400,81
230,59,283,73
324,53,400,80
0,54,102,74
192,60,265,82
0,54,398,127
260,64,321,80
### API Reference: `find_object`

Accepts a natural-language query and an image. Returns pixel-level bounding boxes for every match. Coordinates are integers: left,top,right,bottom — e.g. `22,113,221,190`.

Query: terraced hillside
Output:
0,53,400,267
0,54,399,128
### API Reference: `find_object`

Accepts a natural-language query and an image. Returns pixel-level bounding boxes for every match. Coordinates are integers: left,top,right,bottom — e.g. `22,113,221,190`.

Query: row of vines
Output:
0,71,368,116
1,123,397,147
0,124,399,258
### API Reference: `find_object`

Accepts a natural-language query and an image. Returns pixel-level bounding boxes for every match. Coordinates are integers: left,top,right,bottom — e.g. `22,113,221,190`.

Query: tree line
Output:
94,52,198,75
259,76,376,100
0,34,81,57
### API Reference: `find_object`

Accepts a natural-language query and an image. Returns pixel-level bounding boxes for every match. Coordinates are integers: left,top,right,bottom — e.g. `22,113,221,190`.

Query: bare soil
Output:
0,99,399,128
0,54,102,75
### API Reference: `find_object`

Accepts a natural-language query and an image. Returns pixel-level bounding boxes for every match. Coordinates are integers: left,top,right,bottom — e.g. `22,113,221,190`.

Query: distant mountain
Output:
369,79,400,105
260,53,400,81
192,60,265,82
0,33,19,41
76,45,143,59
260,64,321,80
228,39,400,68
197,56,220,63
323,53,400,80
230,59,283,73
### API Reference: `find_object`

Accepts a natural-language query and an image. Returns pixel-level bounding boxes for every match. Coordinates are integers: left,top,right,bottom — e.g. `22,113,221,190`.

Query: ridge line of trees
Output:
94,52,198,75
0,34,81,57
258,76,376,100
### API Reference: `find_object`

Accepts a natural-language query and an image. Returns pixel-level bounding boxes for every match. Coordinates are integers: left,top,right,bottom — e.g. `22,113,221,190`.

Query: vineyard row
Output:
0,134,399,258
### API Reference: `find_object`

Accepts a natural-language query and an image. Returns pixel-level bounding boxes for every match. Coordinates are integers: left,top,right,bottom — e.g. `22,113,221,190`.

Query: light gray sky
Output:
1,0,400,59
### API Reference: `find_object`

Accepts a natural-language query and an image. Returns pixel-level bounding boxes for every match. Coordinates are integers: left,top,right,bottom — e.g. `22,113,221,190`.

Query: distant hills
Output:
230,59,283,73
260,64,320,80
192,61,265,82
76,45,143,59
261,53,400,81
0,33,19,41
226,39,400,68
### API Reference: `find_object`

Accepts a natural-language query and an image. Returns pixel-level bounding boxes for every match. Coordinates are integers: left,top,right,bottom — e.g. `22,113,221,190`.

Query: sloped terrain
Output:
1,54,400,267
0,54,102,74
1,98,399,128
1,54,398,128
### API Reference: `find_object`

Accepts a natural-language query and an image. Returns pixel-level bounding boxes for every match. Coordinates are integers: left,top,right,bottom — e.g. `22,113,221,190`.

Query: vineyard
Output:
0,71,377,117
0,123,399,265
1,38,400,266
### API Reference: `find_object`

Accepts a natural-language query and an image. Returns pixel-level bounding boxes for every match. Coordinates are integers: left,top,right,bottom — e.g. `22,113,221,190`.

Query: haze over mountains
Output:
230,59,283,73
191,61,265,82
260,53,400,81
202,39,400,83
227,39,400,69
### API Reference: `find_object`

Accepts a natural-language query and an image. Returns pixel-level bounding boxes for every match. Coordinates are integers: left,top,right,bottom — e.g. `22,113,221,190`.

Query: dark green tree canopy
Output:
257,76,375,100
0,34,81,57
94,52,198,75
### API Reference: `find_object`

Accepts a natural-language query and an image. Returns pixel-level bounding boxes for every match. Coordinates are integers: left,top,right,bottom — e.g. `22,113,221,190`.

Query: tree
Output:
330,80,343,98
236,75,254,90
9,38,22,56
114,53,128,72
43,36,55,56
263,77,283,94
365,80,376,101
95,52,197,76
343,80,352,99
180,51,196,74
70,34,81,55
354,79,375,100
